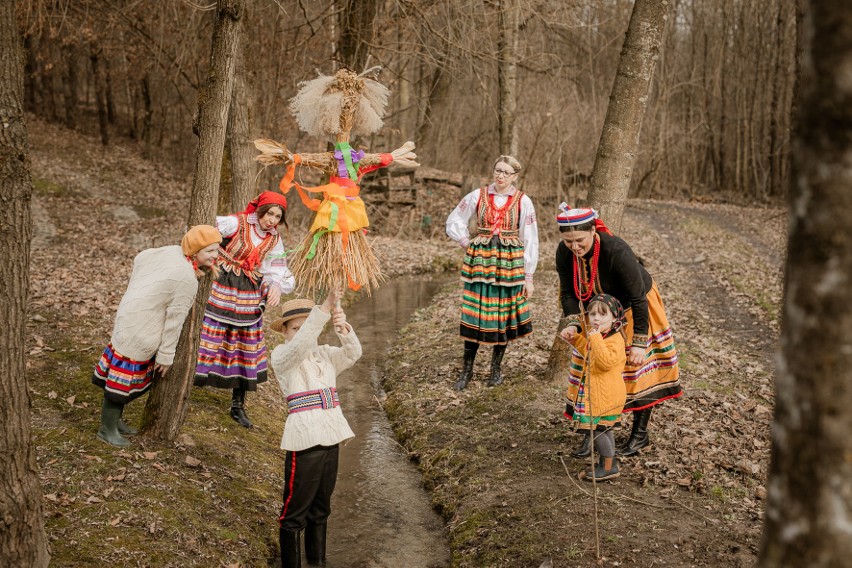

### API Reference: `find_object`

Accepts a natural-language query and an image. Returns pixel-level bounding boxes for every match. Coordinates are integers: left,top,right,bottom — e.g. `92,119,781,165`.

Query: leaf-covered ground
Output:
381,200,784,567
24,115,785,567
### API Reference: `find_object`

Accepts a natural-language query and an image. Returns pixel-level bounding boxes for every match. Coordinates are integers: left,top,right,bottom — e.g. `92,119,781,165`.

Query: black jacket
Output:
556,232,653,336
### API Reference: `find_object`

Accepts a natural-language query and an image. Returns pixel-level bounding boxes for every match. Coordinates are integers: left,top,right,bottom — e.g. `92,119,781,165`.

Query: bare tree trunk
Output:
0,2,50,565
226,38,256,211
497,0,520,157
105,57,116,125
768,1,784,196
587,0,671,232
783,0,806,194
416,53,452,164
89,45,109,146
63,44,78,130
758,1,852,565
22,34,37,113
337,0,378,70
140,0,243,442
141,74,153,159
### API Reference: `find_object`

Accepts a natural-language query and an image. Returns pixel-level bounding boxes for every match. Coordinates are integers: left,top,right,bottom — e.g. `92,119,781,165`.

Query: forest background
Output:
8,0,840,567
19,0,797,216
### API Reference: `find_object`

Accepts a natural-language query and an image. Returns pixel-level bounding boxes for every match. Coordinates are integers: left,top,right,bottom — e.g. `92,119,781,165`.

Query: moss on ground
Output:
30,319,284,567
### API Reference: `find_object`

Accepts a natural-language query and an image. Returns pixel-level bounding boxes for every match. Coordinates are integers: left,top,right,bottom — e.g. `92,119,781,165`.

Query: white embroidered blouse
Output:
215,213,296,293
445,185,539,279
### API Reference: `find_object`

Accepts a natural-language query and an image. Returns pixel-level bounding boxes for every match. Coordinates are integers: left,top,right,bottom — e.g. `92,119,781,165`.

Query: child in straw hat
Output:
269,289,360,567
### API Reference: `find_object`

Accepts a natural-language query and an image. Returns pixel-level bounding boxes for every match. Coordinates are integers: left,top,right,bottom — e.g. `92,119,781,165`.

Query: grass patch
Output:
33,177,71,197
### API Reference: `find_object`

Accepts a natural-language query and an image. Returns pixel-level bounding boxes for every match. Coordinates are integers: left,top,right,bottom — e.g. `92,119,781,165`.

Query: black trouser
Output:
278,444,339,531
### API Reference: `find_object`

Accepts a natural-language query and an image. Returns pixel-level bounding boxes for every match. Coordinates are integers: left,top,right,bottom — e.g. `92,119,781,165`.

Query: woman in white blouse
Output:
445,155,539,390
194,191,296,427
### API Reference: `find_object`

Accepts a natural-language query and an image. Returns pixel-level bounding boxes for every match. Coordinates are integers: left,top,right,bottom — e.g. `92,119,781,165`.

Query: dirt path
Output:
381,199,786,567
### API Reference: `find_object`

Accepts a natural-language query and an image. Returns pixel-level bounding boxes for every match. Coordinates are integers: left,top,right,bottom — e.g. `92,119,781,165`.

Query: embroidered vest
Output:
471,187,524,246
217,214,279,279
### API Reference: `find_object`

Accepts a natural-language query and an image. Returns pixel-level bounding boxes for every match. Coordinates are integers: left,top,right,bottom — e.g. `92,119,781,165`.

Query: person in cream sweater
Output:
269,289,361,568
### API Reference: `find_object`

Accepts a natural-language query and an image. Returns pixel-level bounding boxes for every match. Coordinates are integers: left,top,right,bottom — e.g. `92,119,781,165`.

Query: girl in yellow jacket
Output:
560,294,627,481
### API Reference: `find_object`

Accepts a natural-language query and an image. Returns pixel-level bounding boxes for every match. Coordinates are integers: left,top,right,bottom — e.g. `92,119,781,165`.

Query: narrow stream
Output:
321,276,451,568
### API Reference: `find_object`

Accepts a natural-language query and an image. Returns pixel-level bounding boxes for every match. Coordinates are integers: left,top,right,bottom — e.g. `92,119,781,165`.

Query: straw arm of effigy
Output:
254,138,418,173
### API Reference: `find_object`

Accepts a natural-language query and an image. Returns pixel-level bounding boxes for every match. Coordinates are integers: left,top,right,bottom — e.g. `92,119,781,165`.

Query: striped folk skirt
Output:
91,343,156,404
194,270,268,391
459,236,532,345
569,382,623,430
565,282,681,417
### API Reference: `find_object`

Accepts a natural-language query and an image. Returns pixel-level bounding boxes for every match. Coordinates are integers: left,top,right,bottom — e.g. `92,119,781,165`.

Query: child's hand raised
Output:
333,307,349,335
321,286,344,313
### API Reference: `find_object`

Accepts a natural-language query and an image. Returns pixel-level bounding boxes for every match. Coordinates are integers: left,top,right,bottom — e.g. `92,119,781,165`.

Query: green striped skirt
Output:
459,236,532,345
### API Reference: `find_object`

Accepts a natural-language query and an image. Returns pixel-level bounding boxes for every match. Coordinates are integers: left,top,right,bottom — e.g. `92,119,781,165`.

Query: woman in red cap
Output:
194,191,296,428
555,203,681,459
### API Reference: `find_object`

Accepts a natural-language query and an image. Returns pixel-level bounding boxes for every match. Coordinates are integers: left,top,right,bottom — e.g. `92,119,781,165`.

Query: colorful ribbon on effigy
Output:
278,142,392,290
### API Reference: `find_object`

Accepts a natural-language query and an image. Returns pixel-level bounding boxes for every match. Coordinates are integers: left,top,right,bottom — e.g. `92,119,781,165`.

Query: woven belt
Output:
286,387,340,414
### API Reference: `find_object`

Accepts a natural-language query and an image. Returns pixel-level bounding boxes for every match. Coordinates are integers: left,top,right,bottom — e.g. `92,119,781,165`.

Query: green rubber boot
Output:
97,398,130,447
117,408,138,436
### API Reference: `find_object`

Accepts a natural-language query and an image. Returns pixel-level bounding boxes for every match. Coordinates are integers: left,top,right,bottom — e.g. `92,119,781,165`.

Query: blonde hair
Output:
493,155,522,174
195,264,220,280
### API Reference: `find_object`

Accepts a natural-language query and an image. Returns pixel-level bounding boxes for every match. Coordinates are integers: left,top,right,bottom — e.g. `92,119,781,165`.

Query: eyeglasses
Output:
493,168,516,177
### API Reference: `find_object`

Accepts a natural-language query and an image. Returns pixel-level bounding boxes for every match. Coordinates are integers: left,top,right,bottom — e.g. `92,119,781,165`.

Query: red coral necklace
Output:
573,236,600,302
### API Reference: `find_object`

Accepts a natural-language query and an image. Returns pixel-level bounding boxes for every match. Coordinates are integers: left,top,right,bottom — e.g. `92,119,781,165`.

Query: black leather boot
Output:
454,343,479,391
571,431,591,458
618,408,652,457
279,528,301,568
487,344,507,387
304,522,327,566
230,388,254,429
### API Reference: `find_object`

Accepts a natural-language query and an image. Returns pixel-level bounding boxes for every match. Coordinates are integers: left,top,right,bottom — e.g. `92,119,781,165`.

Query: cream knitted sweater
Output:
111,245,198,365
271,307,361,451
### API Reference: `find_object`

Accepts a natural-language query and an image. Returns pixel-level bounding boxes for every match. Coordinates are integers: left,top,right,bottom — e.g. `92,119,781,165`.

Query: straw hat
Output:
270,299,316,333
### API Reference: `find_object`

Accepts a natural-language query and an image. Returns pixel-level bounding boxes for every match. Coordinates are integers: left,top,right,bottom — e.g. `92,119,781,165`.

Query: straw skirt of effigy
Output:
565,282,680,416
287,230,384,296
194,270,268,391
92,343,156,404
459,236,532,345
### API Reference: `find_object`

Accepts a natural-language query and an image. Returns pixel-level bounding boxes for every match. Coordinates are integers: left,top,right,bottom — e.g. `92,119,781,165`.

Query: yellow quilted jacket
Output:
569,331,627,418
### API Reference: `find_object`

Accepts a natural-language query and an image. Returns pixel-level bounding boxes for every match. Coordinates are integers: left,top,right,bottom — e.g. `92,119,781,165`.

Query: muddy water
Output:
322,276,451,568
